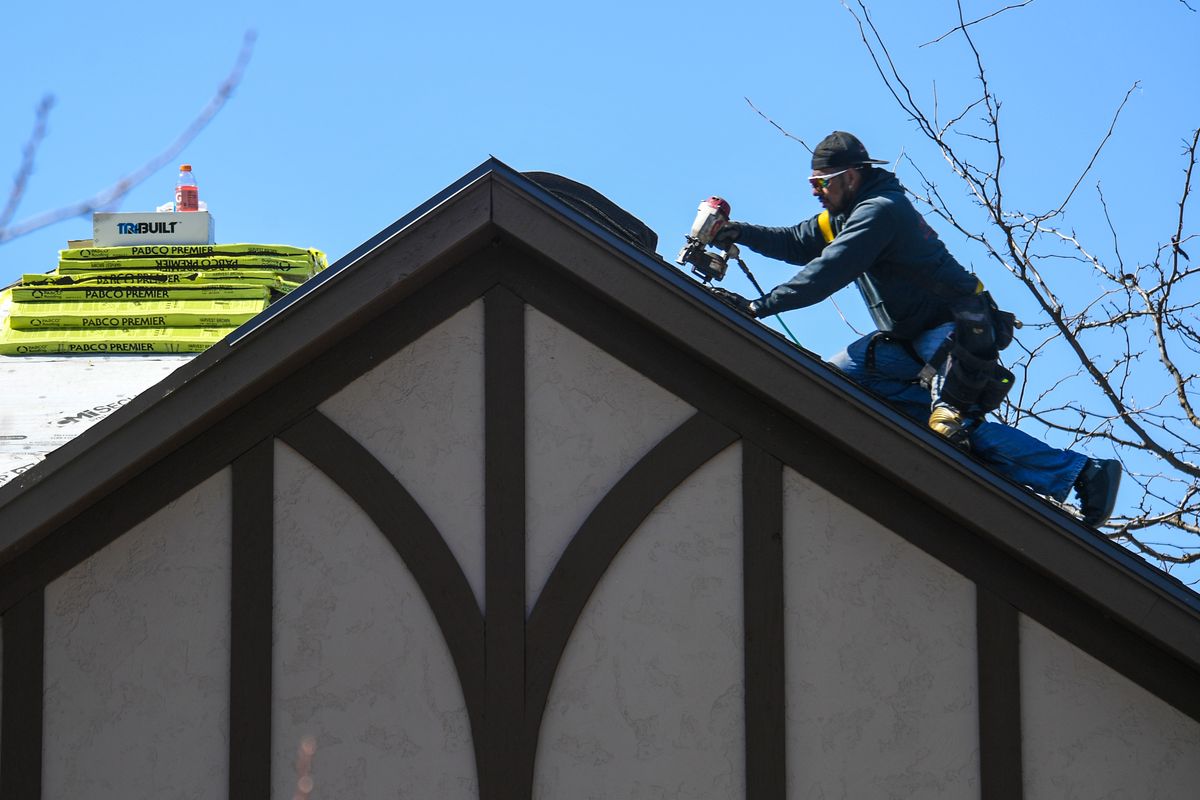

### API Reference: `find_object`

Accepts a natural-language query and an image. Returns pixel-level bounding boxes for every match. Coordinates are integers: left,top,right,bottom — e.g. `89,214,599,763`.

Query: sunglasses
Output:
808,168,852,190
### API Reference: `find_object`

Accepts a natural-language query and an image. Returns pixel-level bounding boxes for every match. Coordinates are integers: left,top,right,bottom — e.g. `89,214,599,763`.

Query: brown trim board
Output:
229,438,275,798
743,443,787,800
482,286,527,800
1,589,44,800
279,410,487,782
522,413,740,795
977,588,1023,800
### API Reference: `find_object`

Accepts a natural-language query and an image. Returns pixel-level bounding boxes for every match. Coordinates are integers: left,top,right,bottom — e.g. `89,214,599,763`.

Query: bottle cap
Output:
180,164,192,171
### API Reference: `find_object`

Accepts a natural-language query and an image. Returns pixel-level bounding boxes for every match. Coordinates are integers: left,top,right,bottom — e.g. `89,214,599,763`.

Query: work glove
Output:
710,221,742,250
708,286,758,317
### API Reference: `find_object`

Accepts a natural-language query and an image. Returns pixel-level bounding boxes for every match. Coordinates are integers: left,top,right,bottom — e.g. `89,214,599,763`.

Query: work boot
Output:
1074,458,1122,527
928,406,970,450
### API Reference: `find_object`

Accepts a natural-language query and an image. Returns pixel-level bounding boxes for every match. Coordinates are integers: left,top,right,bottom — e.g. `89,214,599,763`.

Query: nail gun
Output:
676,197,738,283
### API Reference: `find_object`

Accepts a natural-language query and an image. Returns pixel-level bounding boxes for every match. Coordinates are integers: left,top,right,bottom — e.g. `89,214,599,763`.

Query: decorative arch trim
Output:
521,411,740,791
278,410,487,778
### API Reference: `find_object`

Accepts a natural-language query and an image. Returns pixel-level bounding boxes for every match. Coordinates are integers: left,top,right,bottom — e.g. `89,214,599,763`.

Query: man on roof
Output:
709,131,1121,527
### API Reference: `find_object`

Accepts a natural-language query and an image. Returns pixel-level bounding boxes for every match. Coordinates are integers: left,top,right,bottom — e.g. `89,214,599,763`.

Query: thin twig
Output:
919,0,1036,47
1040,82,1140,223
743,97,812,152
0,95,55,231
1172,129,1199,266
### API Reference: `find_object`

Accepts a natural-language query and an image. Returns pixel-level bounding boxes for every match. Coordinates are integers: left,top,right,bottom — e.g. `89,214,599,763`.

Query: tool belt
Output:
938,292,1016,413
867,291,1017,415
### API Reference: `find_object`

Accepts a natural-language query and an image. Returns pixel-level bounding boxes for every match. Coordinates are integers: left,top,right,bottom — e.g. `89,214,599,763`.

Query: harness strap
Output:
817,210,835,244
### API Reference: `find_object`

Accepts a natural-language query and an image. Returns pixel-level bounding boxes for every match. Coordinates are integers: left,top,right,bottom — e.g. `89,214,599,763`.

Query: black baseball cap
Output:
811,131,889,171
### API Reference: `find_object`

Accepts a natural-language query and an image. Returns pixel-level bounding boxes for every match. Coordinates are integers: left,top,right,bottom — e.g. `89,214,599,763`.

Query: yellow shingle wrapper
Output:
57,254,315,276
1,243,327,356
60,243,315,260
21,270,291,289
8,298,268,330
12,284,270,302
0,318,234,355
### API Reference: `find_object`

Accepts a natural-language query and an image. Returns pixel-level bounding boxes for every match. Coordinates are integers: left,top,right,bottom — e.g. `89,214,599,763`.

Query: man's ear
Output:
849,167,864,192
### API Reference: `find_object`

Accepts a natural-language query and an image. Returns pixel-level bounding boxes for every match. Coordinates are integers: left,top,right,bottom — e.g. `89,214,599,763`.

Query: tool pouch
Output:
940,346,1015,413
940,346,991,409
949,291,1017,356
949,294,996,356
976,362,1015,413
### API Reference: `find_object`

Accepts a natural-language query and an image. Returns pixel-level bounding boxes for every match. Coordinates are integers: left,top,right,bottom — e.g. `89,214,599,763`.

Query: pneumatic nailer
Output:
676,197,737,283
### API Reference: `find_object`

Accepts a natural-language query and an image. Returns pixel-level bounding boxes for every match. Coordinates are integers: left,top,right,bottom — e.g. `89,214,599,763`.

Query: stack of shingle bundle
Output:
0,243,327,355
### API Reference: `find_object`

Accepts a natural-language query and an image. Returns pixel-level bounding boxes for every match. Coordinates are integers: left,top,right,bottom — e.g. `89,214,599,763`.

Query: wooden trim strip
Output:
1,590,44,800
483,286,527,800
743,442,787,800
977,588,1023,800
277,412,487,780
522,412,739,793
229,439,275,798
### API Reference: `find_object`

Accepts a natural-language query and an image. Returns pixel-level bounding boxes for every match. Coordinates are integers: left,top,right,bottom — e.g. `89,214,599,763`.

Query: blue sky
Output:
3,1,1198,575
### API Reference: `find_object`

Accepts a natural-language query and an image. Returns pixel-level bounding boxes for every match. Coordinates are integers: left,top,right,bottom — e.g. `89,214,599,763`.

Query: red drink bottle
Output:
175,164,199,212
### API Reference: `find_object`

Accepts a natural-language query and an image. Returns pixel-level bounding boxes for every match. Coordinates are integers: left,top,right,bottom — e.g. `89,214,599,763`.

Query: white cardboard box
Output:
93,212,215,246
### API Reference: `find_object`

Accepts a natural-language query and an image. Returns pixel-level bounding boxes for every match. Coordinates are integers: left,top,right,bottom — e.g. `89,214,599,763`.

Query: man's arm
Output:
752,198,897,316
734,216,828,266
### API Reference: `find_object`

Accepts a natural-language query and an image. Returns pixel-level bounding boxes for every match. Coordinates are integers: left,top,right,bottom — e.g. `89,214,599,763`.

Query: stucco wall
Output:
534,444,744,798
41,469,232,799
1020,614,1200,799
319,301,486,609
525,308,695,612
782,467,979,799
273,441,477,800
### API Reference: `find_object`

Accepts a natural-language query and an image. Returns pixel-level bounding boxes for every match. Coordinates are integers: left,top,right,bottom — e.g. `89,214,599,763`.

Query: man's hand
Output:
710,221,741,250
708,286,758,317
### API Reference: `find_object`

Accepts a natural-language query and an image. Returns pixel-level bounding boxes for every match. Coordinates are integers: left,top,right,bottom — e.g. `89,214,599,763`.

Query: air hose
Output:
734,256,801,347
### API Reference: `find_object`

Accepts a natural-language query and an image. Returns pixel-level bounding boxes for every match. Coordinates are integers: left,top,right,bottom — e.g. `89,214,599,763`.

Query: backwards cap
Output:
811,131,889,171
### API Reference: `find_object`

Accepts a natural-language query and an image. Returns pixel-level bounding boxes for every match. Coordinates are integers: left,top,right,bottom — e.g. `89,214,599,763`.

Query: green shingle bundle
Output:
1,244,327,355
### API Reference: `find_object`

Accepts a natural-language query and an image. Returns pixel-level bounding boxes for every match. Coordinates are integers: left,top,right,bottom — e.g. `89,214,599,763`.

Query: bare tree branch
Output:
1037,82,1140,224
743,97,812,152
919,0,1036,48
0,95,54,231
0,30,256,245
1172,129,1199,263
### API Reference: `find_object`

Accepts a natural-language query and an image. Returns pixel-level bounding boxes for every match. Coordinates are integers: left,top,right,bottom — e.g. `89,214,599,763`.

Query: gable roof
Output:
2,157,1198,720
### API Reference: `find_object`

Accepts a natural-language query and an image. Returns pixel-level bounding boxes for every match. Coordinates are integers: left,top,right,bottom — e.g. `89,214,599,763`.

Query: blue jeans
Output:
828,324,1087,500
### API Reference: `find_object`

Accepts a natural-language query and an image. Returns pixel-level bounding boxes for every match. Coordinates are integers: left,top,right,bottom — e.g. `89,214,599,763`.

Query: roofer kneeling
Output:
708,131,1121,527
